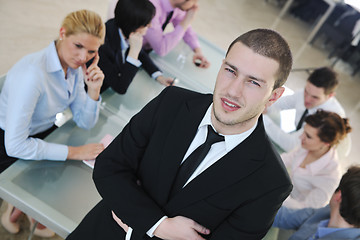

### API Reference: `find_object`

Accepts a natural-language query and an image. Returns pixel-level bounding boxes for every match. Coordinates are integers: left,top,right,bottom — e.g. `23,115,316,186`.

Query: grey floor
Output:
1,0,360,239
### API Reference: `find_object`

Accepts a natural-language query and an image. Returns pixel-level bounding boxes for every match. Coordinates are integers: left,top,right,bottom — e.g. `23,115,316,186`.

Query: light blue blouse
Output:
0,42,100,161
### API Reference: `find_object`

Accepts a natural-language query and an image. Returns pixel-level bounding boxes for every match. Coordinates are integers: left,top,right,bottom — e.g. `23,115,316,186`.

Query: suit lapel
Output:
106,19,123,65
165,116,269,213
155,94,213,204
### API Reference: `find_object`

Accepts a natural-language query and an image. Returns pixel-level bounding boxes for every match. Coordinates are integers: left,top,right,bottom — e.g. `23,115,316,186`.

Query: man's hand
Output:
193,48,210,68
180,4,199,30
112,211,129,232
82,53,104,101
156,75,176,86
67,143,104,160
154,216,210,240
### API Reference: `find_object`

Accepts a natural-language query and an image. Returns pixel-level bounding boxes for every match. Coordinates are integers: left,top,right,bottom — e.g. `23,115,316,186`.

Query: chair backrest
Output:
334,8,360,36
326,3,350,26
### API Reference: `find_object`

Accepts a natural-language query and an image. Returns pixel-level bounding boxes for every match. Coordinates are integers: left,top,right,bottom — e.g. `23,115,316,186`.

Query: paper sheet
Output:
82,134,114,168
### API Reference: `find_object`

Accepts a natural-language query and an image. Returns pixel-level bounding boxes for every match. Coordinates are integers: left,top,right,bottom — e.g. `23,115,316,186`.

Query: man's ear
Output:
328,91,336,98
266,86,285,108
334,190,342,203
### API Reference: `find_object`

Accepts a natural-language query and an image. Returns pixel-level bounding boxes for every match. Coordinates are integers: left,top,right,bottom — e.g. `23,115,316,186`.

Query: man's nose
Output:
227,78,244,97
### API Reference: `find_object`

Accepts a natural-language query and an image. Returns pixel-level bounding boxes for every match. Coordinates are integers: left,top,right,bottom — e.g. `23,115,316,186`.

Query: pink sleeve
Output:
143,9,200,56
182,25,200,51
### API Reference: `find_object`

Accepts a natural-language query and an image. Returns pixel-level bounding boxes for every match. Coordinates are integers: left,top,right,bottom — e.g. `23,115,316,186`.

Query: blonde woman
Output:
0,10,105,237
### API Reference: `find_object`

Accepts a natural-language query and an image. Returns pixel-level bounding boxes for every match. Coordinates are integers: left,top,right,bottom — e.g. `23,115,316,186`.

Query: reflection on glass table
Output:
149,35,226,92
101,67,211,121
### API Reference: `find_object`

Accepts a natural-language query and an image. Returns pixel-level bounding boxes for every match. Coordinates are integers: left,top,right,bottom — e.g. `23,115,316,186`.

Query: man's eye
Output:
250,80,260,87
225,68,235,75
75,44,82,49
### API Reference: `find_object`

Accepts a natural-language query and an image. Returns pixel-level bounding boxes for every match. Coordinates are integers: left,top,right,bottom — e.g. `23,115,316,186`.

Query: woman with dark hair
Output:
99,0,173,94
281,109,352,209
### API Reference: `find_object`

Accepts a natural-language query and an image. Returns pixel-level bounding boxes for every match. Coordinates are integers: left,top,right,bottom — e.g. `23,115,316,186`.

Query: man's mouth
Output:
221,98,240,111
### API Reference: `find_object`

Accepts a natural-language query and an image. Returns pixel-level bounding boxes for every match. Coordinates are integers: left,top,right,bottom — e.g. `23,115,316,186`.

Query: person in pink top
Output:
143,0,210,68
281,109,352,209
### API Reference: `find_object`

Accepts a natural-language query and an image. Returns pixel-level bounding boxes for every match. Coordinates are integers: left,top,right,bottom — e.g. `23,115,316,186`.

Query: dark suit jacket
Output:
67,87,292,240
98,19,160,94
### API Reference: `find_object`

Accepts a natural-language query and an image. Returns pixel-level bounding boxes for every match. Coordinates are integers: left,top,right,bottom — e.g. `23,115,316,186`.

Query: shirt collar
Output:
199,104,257,152
314,219,344,239
306,148,338,175
45,41,79,79
46,41,64,73
118,28,129,51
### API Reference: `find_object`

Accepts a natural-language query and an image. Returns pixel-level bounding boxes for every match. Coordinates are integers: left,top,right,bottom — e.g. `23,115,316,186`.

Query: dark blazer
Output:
67,87,292,240
98,19,160,94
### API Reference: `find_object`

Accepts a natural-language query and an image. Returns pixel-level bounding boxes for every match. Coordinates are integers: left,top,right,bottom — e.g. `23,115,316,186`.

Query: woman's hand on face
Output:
82,53,104,100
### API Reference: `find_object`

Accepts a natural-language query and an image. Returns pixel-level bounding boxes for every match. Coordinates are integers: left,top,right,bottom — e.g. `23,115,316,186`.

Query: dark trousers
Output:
0,125,58,173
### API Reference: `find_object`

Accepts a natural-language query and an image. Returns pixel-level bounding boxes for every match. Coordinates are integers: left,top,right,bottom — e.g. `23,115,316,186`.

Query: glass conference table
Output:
0,36,226,239
0,108,128,238
149,35,225,92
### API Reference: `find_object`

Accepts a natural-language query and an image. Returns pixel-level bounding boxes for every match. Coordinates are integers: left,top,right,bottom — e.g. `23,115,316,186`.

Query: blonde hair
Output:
61,9,105,44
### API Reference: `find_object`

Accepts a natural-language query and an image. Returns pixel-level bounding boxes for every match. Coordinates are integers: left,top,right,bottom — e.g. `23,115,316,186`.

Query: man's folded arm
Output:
93,87,171,237
209,184,292,240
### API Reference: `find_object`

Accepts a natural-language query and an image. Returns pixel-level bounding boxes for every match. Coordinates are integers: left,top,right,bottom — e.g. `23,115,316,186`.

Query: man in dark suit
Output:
99,0,173,94
67,28,293,240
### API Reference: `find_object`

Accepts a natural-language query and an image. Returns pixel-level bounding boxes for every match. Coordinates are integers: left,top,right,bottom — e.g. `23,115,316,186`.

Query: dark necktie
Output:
170,125,224,197
296,109,308,131
162,11,174,30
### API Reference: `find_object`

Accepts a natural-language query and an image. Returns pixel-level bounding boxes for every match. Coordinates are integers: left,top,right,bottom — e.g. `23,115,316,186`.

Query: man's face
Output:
212,42,284,134
304,81,332,109
173,0,197,11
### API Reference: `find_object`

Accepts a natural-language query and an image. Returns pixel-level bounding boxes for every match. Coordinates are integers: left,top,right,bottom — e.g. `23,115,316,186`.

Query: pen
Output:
171,77,177,86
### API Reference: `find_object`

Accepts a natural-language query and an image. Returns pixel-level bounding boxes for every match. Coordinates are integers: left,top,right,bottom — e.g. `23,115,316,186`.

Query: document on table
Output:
83,134,114,168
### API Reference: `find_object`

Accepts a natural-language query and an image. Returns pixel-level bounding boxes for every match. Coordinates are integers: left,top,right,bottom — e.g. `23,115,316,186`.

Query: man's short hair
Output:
307,67,339,95
226,29,293,90
336,166,360,227
114,0,155,39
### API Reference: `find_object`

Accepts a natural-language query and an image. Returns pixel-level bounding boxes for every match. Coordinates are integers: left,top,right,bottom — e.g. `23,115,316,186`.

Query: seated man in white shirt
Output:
263,67,345,152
